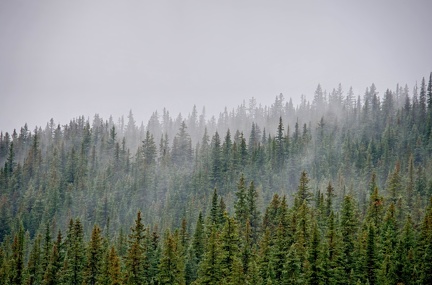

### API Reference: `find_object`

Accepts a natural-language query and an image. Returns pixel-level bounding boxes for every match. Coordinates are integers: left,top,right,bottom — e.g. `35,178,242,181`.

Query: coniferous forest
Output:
1,74,432,285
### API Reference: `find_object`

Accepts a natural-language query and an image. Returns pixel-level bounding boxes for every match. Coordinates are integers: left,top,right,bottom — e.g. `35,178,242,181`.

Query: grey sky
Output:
1,0,432,133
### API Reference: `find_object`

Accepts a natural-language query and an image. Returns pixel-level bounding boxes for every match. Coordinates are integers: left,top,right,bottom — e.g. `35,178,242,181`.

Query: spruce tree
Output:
43,231,63,285
195,225,222,285
108,246,123,285
419,198,432,284
308,223,322,285
246,181,261,243
158,231,185,285
340,196,357,284
219,216,242,284
10,225,25,285
83,225,104,285
365,223,378,285
124,212,147,285
61,219,86,285
295,171,313,208
26,234,42,285
234,174,248,229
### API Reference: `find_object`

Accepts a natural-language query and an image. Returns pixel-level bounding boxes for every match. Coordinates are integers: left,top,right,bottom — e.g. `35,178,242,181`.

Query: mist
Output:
1,0,432,133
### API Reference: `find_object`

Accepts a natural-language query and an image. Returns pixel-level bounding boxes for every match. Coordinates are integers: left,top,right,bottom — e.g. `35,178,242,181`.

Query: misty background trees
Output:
0,73,432,284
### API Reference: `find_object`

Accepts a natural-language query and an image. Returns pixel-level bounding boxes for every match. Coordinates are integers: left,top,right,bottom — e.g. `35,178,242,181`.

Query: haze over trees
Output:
1,73,432,284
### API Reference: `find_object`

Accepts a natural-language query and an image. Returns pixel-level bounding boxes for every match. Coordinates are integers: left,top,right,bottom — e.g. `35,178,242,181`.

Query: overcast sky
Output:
1,0,432,133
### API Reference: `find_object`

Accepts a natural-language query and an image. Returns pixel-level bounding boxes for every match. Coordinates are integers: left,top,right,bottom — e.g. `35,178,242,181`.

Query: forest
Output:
0,73,432,284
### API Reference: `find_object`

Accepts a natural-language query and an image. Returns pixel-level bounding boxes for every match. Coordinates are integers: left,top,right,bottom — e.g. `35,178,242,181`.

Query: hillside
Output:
1,73,432,284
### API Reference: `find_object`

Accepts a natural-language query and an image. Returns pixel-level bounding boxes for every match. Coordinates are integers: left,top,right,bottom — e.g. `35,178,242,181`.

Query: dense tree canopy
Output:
1,73,432,284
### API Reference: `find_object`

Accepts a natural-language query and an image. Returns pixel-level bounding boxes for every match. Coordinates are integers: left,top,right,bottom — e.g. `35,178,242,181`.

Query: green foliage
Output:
83,225,104,285
124,212,147,285
158,230,185,285
195,225,222,285
1,74,432,283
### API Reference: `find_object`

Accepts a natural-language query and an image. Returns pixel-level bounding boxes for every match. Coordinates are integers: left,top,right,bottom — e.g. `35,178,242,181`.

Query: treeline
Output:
0,73,432,283
1,172,432,284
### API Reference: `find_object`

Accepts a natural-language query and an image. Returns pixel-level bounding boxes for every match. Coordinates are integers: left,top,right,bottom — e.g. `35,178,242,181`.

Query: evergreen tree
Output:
124,212,147,285
393,215,416,285
275,117,285,169
308,223,322,285
340,196,357,284
295,171,313,208
246,181,260,243
108,246,123,285
158,231,185,285
419,198,432,284
219,216,242,284
195,225,222,285
208,189,223,227
322,211,343,285
365,223,378,285
142,130,157,166
192,212,205,263
43,231,63,285
234,174,248,229
11,225,25,285
61,219,86,285
271,222,289,283
210,132,222,187
26,234,42,285
83,225,104,285
325,181,335,217
366,186,384,231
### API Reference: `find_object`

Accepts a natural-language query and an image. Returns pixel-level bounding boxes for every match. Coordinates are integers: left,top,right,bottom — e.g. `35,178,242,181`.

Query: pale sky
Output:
1,0,432,133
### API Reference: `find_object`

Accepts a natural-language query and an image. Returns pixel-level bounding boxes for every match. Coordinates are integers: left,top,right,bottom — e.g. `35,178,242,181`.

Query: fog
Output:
1,0,432,133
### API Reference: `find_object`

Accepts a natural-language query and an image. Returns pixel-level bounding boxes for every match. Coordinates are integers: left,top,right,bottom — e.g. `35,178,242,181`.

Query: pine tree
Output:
192,212,205,263
393,215,416,285
366,186,384,231
61,219,86,285
26,234,42,285
295,171,313,208
419,77,427,129
406,154,414,209
10,225,25,285
365,223,378,285
308,223,322,285
282,244,303,285
419,198,432,284
83,225,104,285
158,231,185,285
271,222,289,283
377,203,398,285
322,211,343,285
257,229,272,282
108,246,123,285
142,130,157,166
144,226,161,284
219,217,242,284
234,174,248,229
124,212,147,285
209,189,223,227
245,260,262,285
386,163,401,205
262,194,281,232
275,117,285,169
222,129,233,176
325,181,335,217
340,196,358,284
241,221,253,276
43,231,63,285
246,181,260,243
195,225,222,285
210,132,222,187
